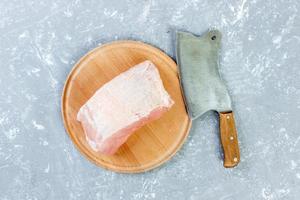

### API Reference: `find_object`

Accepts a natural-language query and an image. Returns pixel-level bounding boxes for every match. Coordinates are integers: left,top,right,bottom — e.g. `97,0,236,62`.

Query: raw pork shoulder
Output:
77,60,174,155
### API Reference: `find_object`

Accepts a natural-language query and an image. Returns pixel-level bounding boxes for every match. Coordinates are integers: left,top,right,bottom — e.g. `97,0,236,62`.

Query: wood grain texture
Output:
61,40,191,173
219,112,240,168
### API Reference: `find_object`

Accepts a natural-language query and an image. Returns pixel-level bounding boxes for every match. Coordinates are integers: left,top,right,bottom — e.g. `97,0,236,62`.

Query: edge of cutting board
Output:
61,40,191,173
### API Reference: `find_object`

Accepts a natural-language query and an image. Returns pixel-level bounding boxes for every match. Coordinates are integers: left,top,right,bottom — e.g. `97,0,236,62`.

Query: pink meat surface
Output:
77,60,174,155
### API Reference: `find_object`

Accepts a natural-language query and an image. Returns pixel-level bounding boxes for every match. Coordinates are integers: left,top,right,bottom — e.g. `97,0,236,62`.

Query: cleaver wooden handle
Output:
219,111,240,168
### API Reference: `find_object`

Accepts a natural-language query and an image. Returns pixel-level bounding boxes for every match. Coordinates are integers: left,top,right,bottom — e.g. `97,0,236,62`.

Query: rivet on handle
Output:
233,157,238,162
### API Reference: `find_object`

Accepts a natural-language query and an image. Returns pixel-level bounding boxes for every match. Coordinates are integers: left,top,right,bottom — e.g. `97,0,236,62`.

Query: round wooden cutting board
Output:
61,40,191,173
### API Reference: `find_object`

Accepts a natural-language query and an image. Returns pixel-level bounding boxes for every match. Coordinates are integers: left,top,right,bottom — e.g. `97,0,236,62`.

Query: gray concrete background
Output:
1,0,300,199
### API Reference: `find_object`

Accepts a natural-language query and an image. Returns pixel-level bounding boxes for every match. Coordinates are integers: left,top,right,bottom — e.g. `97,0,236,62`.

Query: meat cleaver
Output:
176,30,240,168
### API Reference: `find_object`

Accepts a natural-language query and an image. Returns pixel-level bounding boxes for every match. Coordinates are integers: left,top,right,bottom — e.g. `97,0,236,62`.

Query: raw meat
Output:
77,60,174,155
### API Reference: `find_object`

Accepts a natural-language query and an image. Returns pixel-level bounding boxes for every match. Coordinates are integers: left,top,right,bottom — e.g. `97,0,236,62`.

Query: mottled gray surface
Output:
0,0,299,199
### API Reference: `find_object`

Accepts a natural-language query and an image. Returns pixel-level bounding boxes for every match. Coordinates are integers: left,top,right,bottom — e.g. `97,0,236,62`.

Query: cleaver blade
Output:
176,30,240,168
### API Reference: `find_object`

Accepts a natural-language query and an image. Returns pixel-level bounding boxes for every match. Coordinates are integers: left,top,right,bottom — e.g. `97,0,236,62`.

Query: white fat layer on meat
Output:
85,134,98,151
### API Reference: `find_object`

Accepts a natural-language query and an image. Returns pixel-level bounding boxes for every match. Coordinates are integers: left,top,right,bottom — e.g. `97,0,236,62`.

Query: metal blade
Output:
176,30,232,120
